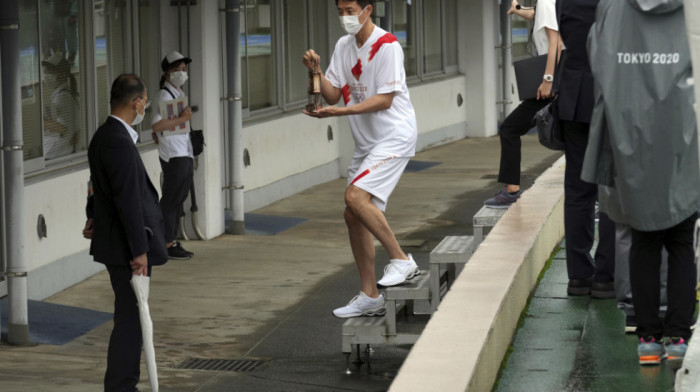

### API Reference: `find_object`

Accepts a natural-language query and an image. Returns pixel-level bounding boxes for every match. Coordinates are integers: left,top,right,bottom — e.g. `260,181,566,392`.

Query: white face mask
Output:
339,6,368,35
132,100,146,126
169,70,188,87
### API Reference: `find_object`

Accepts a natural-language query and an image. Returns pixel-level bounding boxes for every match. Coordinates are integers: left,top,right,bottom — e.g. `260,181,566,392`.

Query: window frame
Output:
22,0,159,179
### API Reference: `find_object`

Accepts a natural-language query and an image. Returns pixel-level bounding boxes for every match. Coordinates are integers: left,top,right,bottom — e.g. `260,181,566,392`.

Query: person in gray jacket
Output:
583,0,700,366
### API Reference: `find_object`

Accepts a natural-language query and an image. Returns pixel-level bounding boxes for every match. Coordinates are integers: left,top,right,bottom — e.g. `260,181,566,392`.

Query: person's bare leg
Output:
506,184,520,193
345,185,408,261
345,207,379,298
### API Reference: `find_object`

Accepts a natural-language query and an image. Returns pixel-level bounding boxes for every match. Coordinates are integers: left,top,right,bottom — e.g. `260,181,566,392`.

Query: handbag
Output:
533,0,565,151
533,97,565,150
190,129,205,156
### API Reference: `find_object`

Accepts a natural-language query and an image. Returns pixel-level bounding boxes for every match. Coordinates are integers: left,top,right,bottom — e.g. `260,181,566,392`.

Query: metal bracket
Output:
0,24,19,30
223,185,244,190
2,145,23,151
221,96,242,102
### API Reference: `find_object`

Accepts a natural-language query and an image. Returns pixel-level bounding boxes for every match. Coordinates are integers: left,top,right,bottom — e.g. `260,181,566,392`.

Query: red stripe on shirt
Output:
350,169,370,185
369,33,398,62
351,59,363,80
342,84,351,106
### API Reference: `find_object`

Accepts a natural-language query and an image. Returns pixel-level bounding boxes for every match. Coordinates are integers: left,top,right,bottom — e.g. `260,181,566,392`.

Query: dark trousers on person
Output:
160,157,194,243
630,213,697,341
562,120,615,281
498,98,550,185
104,265,151,392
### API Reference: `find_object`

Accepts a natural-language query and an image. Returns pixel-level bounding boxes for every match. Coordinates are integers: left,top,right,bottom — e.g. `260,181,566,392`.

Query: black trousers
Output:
497,98,550,185
562,120,615,281
160,157,194,243
630,213,697,340
104,265,151,392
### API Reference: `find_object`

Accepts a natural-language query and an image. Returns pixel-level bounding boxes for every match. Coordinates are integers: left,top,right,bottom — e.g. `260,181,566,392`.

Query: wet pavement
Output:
496,241,677,392
1,133,681,391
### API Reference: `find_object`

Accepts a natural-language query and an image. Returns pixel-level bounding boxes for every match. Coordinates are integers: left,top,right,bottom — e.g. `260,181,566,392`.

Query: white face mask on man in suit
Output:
131,98,149,126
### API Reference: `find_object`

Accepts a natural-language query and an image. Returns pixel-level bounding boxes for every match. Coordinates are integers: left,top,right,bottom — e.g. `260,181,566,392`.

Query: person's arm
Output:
508,0,535,21
303,49,342,105
304,92,395,118
84,178,94,239
152,106,192,133
537,27,562,100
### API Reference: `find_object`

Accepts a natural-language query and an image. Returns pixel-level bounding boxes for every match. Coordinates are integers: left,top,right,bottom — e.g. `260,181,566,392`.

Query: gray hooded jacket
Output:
582,0,700,231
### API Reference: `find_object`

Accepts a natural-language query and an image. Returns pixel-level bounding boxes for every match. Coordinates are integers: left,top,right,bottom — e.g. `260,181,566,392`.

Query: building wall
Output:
14,0,502,300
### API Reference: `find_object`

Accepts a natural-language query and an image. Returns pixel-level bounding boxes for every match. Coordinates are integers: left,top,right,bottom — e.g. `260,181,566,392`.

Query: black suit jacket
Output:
86,116,168,267
556,0,599,123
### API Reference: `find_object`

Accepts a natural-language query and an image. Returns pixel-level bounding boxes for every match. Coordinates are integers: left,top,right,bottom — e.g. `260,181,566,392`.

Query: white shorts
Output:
347,153,410,212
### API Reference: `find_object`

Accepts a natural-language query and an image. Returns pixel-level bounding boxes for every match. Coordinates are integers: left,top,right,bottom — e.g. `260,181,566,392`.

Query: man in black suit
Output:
83,74,168,392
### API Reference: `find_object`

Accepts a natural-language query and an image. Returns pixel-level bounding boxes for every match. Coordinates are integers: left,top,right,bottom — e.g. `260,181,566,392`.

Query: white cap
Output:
161,50,192,71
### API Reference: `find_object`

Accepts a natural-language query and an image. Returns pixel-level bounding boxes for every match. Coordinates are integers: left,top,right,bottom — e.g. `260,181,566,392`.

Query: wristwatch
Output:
543,74,554,83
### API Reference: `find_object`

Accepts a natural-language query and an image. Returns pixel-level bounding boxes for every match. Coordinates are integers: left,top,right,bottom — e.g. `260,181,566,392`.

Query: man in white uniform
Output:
303,0,419,318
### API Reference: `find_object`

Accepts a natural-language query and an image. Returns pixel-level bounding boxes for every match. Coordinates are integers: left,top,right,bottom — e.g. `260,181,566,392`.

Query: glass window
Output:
40,0,87,161
19,1,42,161
20,0,87,165
422,1,443,74
444,0,458,68
511,0,536,60
139,0,161,132
242,0,276,111
392,0,416,77
283,0,309,104
95,0,130,124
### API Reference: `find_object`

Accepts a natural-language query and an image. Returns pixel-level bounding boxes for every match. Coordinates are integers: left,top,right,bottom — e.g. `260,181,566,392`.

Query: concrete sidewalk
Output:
0,136,561,392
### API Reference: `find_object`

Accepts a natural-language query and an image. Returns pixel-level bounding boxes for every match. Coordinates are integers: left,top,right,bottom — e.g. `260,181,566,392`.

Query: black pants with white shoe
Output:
159,157,193,243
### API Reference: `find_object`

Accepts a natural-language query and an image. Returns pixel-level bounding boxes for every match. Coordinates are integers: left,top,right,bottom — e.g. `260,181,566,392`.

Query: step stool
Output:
429,235,477,312
341,271,431,369
473,205,507,244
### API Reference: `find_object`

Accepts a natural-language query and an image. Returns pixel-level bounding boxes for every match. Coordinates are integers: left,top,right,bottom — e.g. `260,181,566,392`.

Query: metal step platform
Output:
429,235,477,312
342,271,432,355
473,205,507,244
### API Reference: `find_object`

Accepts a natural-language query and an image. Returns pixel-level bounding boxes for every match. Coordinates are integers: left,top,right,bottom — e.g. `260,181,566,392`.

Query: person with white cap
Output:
151,50,195,260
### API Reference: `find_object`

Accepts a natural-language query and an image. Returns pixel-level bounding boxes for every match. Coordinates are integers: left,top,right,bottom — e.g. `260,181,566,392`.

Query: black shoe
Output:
625,315,637,334
567,278,592,296
168,241,193,260
591,281,615,299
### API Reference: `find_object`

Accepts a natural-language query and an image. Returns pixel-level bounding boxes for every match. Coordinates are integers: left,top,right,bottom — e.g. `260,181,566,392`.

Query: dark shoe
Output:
567,278,592,296
625,315,638,334
168,241,193,260
591,281,615,299
484,188,522,209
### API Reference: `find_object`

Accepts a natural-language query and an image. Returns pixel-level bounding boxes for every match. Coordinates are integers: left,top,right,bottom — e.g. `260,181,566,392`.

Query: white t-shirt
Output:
152,80,193,162
325,26,417,158
532,0,559,56
44,83,79,159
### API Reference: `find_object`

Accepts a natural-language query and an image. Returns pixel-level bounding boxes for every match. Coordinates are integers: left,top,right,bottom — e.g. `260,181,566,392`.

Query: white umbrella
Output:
131,274,158,392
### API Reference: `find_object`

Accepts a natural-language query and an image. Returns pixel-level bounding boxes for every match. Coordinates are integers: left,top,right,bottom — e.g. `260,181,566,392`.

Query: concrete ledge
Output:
389,156,566,392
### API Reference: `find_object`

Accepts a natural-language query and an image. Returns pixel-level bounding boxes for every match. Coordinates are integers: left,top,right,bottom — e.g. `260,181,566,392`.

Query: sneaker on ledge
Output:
377,254,419,287
667,337,688,365
484,188,522,209
638,336,666,365
333,292,385,318
168,241,193,260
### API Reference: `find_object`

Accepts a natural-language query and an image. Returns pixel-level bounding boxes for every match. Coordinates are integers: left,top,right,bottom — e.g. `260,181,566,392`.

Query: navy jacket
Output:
86,116,168,266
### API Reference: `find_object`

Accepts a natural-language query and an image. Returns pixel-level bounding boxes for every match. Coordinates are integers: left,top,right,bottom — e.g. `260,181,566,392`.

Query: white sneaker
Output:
377,254,419,287
332,292,386,318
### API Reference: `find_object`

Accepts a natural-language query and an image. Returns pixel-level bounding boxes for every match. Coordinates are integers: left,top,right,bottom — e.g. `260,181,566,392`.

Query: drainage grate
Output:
174,358,268,372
